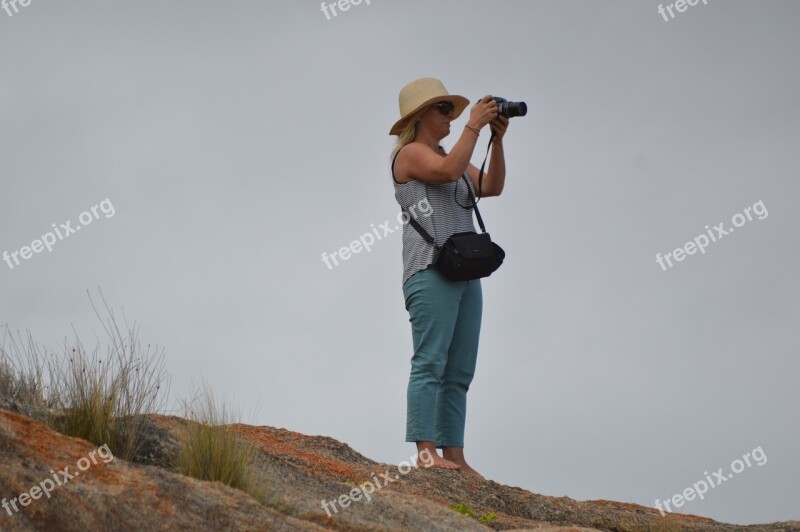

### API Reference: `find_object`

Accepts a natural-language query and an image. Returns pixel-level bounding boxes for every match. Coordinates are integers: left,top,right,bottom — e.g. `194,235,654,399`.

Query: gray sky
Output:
1,0,798,525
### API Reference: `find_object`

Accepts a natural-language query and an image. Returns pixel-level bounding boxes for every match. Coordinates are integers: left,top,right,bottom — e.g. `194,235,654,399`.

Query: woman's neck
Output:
414,129,441,152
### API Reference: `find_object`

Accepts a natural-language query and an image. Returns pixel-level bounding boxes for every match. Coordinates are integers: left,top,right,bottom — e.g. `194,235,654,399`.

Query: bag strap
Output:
400,173,490,246
392,150,438,248
394,133,495,248
403,206,440,249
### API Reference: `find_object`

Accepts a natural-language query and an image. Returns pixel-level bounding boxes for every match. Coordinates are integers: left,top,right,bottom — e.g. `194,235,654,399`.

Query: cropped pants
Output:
402,266,482,448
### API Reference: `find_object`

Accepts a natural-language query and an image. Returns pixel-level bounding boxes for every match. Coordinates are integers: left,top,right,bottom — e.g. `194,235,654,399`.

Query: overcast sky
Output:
1,0,798,525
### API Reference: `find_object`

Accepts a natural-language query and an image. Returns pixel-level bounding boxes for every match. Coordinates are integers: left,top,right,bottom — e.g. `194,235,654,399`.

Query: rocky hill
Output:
0,408,797,531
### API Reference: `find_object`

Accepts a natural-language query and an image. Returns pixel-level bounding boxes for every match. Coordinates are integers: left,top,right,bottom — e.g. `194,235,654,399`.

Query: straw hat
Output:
389,77,469,135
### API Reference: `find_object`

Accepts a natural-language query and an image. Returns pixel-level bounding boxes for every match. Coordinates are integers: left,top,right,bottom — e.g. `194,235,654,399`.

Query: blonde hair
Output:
390,118,418,160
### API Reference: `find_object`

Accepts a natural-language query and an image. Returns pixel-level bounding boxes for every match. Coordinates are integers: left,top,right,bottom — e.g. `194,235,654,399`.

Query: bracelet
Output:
464,124,480,136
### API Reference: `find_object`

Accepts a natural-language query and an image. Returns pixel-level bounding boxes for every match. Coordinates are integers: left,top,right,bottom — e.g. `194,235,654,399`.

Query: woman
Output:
389,78,509,479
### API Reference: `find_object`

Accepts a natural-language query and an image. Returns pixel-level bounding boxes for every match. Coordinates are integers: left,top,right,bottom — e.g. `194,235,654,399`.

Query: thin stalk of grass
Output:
1,327,55,416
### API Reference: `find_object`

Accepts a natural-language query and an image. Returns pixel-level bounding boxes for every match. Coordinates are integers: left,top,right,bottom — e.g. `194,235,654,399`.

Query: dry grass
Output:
177,383,265,502
0,329,51,415
0,291,169,461
2,291,267,503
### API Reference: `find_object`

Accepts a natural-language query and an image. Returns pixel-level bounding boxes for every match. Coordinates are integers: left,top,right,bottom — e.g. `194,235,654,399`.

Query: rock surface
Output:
0,408,797,531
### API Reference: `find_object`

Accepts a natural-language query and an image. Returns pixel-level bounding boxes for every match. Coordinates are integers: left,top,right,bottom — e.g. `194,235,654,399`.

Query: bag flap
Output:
449,232,494,259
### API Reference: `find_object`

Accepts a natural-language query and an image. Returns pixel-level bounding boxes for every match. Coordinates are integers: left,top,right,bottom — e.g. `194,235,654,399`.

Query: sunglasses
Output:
434,101,455,116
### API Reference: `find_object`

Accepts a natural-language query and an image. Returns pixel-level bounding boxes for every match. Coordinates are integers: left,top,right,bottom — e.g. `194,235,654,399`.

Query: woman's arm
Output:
396,96,498,184
397,129,480,184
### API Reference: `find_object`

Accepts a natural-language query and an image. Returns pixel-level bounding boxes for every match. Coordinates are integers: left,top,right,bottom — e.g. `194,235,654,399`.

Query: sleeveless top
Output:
392,148,478,286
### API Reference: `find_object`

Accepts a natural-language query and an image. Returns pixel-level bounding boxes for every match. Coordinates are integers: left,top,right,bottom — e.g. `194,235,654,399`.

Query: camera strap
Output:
399,132,496,248
401,172,489,251
474,130,497,202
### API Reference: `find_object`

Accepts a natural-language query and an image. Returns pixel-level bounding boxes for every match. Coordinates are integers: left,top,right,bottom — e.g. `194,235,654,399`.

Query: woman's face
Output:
417,101,455,140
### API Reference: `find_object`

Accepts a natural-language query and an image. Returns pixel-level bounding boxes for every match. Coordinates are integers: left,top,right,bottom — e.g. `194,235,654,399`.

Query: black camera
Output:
493,97,527,118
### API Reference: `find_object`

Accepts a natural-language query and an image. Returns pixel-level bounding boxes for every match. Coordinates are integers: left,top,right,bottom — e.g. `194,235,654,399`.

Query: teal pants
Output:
402,266,483,448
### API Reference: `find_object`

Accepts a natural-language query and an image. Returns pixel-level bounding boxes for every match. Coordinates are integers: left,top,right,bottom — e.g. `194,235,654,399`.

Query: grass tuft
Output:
450,502,474,517
0,329,51,416
478,512,498,524
177,383,265,502
0,290,169,462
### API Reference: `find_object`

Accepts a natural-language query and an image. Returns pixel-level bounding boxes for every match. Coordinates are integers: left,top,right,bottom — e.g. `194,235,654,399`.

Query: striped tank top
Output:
392,148,478,286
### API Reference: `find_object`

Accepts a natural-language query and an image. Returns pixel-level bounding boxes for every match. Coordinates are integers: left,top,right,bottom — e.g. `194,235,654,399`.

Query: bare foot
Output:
452,461,485,479
425,455,462,471
441,447,485,479
415,442,461,471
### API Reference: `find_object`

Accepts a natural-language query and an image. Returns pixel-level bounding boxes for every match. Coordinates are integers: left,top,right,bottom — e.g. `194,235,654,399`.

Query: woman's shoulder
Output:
393,143,448,181
393,143,437,185
397,142,440,160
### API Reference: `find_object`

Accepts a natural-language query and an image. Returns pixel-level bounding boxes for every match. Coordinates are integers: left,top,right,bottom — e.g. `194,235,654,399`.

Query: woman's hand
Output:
490,115,509,140
466,95,498,130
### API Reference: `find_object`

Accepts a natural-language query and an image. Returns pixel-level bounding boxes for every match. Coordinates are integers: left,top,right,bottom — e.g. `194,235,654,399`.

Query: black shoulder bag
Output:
399,132,506,281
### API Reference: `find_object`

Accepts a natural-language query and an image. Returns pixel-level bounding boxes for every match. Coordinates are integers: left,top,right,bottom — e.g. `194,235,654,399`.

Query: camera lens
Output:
493,97,527,118
503,101,527,118
512,101,527,117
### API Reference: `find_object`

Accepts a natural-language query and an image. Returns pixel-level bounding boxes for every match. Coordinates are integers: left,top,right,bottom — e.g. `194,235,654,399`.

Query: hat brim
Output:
389,95,470,135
